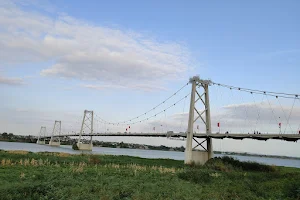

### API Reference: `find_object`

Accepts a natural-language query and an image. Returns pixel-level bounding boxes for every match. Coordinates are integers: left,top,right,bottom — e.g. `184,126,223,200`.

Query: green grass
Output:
0,150,300,200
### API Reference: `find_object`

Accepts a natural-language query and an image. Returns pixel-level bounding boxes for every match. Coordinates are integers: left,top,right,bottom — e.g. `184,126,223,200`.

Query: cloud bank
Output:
0,0,191,90
0,75,25,85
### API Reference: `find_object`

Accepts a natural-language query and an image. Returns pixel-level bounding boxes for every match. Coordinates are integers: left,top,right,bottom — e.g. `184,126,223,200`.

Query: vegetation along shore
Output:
0,150,300,199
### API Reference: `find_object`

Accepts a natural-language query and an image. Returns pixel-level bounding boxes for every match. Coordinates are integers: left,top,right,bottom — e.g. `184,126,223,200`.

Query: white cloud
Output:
0,0,191,90
133,101,300,134
222,101,300,122
0,75,25,85
0,107,84,135
82,83,167,92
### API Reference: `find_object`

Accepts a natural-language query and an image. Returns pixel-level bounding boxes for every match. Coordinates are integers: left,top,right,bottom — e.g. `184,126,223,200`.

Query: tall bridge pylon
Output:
185,76,213,165
77,110,94,150
49,120,61,146
37,126,46,145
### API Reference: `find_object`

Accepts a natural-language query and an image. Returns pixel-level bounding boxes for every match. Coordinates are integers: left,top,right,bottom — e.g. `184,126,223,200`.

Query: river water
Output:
1,141,300,168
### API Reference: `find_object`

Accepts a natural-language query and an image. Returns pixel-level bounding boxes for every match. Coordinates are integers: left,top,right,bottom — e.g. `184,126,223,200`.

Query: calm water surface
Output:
1,141,300,168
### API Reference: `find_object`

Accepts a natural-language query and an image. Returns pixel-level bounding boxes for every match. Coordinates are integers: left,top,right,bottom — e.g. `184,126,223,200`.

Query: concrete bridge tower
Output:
185,76,213,165
49,121,61,146
77,110,94,150
37,126,46,145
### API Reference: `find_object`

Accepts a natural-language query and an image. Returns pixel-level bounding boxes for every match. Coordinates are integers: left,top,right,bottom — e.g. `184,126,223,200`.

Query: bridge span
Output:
40,132,300,142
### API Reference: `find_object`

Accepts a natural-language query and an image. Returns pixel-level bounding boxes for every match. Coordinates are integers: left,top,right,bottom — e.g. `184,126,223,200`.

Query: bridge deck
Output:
42,133,300,141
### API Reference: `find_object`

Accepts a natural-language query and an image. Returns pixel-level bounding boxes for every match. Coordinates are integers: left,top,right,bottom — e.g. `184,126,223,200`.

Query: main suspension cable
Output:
96,82,189,125
213,82,299,99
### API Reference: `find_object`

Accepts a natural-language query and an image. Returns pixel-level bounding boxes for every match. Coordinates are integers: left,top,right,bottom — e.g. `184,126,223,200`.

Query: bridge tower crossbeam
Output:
185,76,213,165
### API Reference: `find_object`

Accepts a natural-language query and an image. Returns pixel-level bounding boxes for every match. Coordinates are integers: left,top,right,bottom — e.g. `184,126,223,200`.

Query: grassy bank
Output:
0,150,300,200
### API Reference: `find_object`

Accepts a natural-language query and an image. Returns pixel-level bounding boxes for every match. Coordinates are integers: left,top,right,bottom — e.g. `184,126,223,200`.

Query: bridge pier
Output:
185,76,213,165
49,141,60,146
185,138,214,165
36,140,45,145
189,150,211,165
77,143,93,151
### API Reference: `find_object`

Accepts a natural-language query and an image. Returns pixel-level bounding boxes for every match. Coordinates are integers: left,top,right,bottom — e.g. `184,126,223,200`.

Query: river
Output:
1,141,300,168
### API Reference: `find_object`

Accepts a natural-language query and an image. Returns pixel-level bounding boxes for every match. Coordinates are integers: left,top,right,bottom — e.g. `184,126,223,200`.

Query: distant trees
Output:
2,132,8,138
8,133,14,139
1,132,15,140
0,132,38,143
1,132,14,139
119,142,129,148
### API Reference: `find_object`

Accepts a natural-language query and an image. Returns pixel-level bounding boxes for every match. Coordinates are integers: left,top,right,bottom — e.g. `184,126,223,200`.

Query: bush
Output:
205,158,235,172
72,143,79,150
0,182,53,199
178,169,211,184
283,179,300,199
207,156,276,172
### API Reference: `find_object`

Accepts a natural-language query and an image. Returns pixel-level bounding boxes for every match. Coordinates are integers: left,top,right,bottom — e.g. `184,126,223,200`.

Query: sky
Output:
1,0,300,157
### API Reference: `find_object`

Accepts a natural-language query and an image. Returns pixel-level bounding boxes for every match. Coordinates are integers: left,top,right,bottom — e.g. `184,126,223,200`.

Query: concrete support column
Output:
77,110,86,147
185,79,197,164
90,111,94,145
77,110,94,151
49,121,61,147
37,126,46,145
184,77,213,165
207,138,213,159
204,84,213,159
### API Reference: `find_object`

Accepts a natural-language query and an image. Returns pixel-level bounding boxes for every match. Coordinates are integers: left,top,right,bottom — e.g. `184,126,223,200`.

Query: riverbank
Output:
215,151,300,160
1,150,299,199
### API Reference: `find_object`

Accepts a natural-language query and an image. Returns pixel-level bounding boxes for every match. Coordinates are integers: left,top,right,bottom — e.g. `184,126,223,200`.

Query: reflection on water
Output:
1,141,300,168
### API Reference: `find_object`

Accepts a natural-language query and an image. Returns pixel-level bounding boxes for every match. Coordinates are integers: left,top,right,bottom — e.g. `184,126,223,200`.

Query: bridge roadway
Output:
42,133,300,142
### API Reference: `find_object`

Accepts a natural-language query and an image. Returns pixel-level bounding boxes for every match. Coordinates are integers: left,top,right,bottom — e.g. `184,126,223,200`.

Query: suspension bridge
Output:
37,76,300,165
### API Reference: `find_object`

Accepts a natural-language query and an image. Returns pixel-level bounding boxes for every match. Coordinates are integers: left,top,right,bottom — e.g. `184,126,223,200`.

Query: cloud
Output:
0,0,191,90
0,75,25,85
82,83,167,92
221,101,300,122
0,107,84,135
132,100,300,134
15,108,31,112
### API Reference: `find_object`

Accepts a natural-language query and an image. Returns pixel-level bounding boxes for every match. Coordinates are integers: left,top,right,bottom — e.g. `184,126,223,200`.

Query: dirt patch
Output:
7,150,29,155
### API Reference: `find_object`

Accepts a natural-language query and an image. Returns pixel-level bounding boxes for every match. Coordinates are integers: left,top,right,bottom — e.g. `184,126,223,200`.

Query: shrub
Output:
205,158,235,172
178,169,211,184
207,156,276,172
283,179,300,199
72,143,79,150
